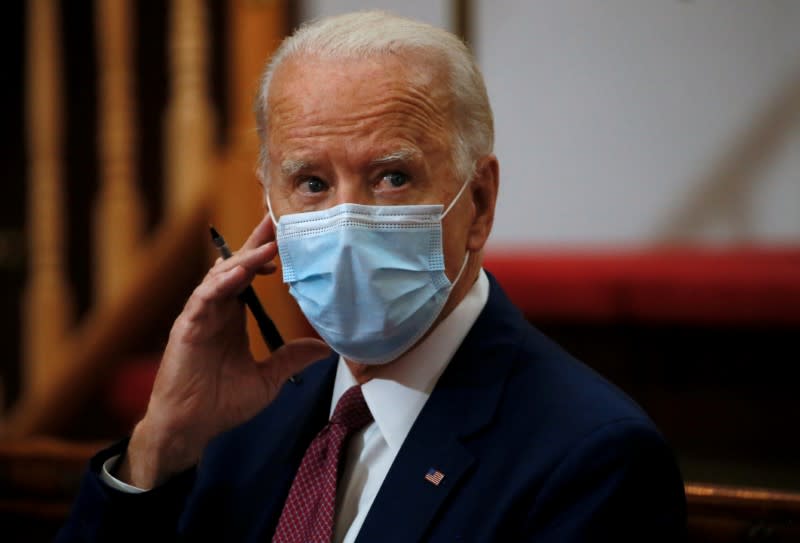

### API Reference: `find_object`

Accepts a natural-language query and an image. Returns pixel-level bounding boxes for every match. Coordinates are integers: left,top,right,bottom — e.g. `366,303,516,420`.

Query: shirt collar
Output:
330,269,490,453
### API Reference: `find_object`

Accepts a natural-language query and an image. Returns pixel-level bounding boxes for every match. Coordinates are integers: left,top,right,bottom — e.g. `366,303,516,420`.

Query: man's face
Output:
264,52,476,285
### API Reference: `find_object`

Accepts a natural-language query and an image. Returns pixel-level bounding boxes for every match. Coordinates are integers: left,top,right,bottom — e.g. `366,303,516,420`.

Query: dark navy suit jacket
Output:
57,274,687,542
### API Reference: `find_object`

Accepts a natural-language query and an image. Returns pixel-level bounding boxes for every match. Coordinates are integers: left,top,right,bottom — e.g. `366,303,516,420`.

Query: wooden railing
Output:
3,196,212,437
2,0,309,439
5,0,214,439
687,482,800,542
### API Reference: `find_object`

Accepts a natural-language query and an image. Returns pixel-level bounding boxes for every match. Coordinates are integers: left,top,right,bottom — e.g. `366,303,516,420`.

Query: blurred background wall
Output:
304,0,800,246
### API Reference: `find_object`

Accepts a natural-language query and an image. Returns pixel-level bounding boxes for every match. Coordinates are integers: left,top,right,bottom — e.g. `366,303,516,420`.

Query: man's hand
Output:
116,215,329,489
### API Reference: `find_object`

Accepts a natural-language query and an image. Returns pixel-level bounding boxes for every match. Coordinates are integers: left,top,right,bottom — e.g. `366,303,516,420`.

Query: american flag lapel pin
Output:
424,467,445,486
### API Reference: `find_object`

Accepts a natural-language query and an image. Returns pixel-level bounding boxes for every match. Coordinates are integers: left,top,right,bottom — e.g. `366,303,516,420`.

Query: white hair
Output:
254,10,494,185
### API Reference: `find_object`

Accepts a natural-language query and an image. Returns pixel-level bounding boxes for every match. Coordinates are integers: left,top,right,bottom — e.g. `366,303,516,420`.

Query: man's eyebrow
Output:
280,158,313,177
369,149,421,166
280,150,420,176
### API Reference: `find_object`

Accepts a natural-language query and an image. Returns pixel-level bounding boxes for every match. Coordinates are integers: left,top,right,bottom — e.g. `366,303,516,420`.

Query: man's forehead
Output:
267,52,446,116
264,52,453,169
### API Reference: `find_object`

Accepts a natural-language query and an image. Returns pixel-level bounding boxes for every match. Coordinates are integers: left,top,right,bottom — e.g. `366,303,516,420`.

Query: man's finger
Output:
209,242,277,277
184,265,250,322
241,213,275,252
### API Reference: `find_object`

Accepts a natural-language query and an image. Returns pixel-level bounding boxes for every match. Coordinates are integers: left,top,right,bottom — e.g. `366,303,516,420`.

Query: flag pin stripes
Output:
424,468,445,486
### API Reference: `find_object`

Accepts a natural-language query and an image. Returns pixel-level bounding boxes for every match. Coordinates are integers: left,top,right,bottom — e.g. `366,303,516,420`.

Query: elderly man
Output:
58,11,686,542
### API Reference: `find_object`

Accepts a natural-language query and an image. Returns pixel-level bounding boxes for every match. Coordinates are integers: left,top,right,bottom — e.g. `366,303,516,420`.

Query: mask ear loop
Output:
441,177,472,219
266,191,280,229
441,177,473,289
450,250,470,288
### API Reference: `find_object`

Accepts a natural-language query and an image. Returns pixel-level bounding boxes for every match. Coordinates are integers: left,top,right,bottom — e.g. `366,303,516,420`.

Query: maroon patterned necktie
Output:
272,385,373,543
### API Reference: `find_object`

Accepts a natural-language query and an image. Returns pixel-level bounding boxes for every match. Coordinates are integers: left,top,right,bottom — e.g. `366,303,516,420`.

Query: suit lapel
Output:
355,274,521,543
354,429,475,543
249,353,339,538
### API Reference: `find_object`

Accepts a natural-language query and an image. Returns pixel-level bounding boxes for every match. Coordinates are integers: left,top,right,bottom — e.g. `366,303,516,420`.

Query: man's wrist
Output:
119,417,200,489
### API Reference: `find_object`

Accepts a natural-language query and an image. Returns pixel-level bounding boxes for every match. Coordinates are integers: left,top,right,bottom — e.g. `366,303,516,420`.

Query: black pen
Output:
209,225,285,353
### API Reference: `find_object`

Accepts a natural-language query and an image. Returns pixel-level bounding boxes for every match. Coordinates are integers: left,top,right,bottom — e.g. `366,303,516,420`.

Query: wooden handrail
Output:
686,482,800,541
6,0,298,441
1,190,213,438
687,481,800,514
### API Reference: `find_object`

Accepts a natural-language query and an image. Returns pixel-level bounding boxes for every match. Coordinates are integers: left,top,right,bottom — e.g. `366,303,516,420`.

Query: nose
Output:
332,176,372,206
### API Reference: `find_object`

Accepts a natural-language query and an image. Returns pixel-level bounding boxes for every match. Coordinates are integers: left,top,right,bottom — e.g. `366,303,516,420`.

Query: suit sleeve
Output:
523,419,688,542
55,440,197,543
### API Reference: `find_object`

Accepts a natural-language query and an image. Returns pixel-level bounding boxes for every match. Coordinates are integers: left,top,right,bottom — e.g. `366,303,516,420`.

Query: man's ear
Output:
467,154,499,252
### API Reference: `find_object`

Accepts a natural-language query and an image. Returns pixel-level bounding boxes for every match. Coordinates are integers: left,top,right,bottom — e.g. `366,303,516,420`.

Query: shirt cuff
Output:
100,454,151,494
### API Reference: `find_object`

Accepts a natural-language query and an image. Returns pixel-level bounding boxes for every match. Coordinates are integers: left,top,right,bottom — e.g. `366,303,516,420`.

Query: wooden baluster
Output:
94,0,145,302
165,0,215,217
22,0,74,394
94,0,144,302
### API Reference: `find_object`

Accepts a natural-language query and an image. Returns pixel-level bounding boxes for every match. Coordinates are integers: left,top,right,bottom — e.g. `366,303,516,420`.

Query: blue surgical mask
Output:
269,181,470,364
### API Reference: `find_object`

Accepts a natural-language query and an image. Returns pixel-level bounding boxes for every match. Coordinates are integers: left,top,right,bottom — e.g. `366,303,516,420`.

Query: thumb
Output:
260,338,331,384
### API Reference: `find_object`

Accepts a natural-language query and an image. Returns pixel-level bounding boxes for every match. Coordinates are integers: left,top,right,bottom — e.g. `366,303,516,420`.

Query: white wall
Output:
302,0,451,31
303,1,800,247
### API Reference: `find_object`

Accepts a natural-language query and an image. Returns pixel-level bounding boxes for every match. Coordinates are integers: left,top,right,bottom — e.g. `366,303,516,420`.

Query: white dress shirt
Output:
330,269,488,543
103,269,490,543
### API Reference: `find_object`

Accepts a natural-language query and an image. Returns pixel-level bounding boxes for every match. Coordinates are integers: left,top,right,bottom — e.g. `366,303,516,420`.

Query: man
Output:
58,11,686,542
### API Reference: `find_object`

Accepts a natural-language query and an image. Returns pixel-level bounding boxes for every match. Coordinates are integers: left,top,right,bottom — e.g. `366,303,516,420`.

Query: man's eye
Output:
300,177,328,193
381,172,409,188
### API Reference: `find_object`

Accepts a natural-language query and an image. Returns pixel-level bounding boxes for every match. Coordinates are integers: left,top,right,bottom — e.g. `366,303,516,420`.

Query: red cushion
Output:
484,247,800,326
106,356,160,430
